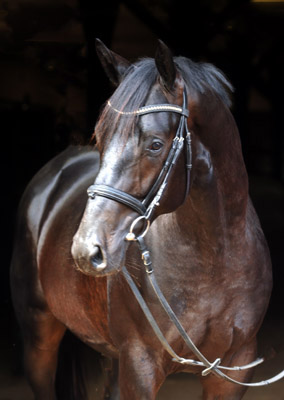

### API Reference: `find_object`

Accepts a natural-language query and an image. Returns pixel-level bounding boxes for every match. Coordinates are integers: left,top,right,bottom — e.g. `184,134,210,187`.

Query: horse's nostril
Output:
90,245,106,271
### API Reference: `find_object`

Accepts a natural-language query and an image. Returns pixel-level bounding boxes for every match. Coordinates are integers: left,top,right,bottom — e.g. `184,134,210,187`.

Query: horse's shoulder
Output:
18,145,100,242
27,145,99,192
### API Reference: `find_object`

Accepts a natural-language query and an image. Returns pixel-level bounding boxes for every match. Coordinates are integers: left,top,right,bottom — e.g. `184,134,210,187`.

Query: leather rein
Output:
87,90,284,387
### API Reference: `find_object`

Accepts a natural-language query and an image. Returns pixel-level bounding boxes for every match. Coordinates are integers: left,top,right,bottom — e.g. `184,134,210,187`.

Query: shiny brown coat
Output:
11,41,272,400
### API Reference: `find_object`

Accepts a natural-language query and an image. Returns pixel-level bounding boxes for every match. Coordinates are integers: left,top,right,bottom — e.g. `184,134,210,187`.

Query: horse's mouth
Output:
73,260,121,277
73,254,123,277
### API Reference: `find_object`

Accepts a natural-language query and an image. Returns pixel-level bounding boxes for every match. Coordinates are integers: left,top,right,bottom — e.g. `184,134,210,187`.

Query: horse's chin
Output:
74,262,122,277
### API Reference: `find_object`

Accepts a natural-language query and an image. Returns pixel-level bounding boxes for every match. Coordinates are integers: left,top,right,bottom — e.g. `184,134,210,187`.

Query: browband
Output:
107,100,189,117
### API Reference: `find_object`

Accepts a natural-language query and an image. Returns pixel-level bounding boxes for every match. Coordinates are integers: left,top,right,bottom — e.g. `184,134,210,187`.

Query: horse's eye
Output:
149,141,163,152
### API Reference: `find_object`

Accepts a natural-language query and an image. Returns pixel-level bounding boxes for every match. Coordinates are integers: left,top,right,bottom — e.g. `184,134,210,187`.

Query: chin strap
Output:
122,233,284,387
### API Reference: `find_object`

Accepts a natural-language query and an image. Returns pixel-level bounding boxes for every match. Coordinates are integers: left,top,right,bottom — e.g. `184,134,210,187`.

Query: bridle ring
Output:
125,216,150,242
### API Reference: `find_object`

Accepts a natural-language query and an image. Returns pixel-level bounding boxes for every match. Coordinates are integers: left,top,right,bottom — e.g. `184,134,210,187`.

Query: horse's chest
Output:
39,246,116,354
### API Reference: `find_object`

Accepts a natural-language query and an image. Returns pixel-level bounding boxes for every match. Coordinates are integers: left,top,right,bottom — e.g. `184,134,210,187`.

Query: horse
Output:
10,39,273,399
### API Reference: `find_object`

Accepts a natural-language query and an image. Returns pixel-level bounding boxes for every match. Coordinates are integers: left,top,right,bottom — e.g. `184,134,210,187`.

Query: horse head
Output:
71,40,194,276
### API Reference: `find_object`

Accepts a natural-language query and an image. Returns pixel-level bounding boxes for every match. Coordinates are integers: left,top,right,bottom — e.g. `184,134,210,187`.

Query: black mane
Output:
94,56,233,148
175,57,233,108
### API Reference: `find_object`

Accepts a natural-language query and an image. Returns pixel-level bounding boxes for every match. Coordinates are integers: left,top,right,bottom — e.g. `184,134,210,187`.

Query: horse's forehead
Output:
103,130,137,162
104,83,180,152
145,83,166,103
138,86,179,133
138,110,176,134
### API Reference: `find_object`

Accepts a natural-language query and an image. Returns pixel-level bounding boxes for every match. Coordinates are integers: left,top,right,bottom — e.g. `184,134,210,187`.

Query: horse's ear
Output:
155,40,176,92
95,38,131,87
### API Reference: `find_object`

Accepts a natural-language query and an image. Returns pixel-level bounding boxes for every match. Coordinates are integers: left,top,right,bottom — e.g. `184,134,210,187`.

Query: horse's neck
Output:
172,107,249,248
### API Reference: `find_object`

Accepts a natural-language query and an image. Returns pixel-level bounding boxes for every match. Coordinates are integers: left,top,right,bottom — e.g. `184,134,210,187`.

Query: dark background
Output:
0,0,283,396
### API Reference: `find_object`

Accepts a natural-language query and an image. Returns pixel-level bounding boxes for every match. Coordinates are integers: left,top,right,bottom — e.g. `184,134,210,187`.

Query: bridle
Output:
87,89,192,222
86,89,284,387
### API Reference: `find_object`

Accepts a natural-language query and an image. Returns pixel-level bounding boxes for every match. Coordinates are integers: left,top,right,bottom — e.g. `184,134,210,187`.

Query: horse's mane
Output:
175,57,233,108
94,56,233,149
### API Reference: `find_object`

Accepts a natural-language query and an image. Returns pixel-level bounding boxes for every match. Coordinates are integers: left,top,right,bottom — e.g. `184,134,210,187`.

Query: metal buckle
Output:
125,216,150,242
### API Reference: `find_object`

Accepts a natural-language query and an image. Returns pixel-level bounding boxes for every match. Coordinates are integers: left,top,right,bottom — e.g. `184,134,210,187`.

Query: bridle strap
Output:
107,100,189,117
142,136,180,207
87,184,147,215
134,104,188,117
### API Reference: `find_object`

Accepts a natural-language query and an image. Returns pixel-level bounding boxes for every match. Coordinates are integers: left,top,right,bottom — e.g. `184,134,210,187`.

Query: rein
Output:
122,237,284,387
87,90,284,387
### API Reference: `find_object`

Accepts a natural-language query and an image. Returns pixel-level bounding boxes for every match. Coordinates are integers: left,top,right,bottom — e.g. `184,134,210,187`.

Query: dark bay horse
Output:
11,40,273,399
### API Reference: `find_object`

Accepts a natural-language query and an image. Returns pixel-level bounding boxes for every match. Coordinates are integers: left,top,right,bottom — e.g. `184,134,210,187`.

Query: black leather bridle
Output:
87,90,192,221
85,89,284,386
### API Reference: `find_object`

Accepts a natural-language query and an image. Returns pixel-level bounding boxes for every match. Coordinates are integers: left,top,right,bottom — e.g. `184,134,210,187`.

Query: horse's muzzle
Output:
89,245,107,271
71,234,109,276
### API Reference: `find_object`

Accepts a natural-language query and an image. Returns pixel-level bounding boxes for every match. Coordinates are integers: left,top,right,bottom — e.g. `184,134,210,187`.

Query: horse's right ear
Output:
95,38,131,87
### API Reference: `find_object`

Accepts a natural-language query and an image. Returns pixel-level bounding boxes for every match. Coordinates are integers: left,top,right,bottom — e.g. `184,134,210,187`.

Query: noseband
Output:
87,90,192,220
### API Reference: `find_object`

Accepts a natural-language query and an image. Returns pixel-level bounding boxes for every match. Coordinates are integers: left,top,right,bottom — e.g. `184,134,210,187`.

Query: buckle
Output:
125,216,150,242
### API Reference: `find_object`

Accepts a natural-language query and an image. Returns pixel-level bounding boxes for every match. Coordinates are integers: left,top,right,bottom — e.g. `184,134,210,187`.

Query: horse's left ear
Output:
155,40,176,92
95,38,131,87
